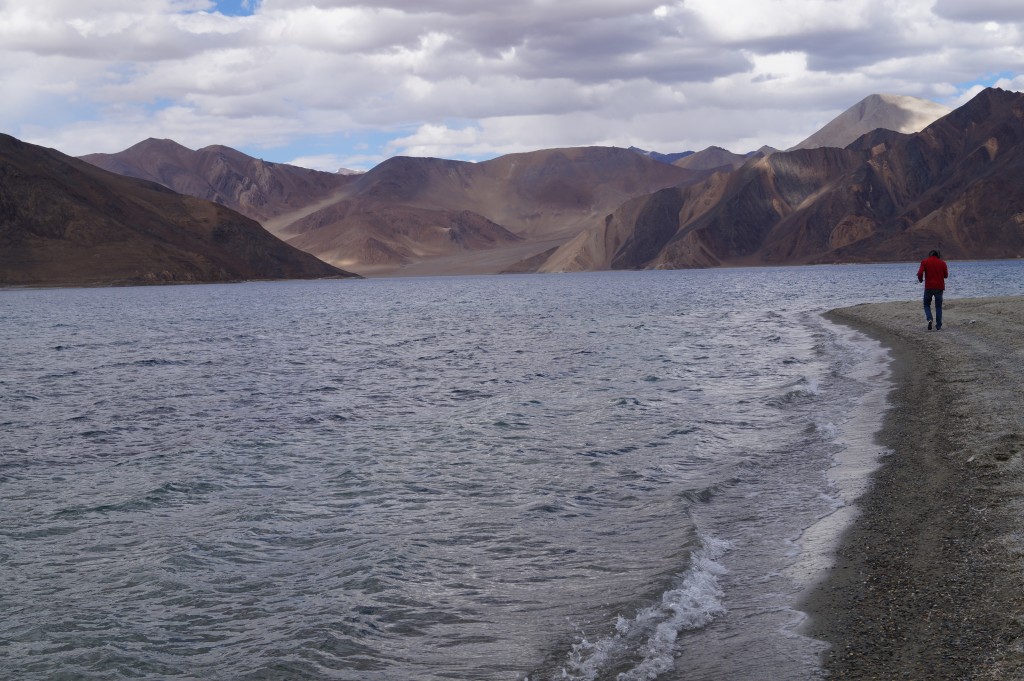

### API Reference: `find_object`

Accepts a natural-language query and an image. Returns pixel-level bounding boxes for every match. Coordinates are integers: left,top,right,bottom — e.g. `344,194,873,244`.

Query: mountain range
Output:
3,89,1021,285
536,88,1023,271
0,134,356,286
81,139,356,228
84,142,709,276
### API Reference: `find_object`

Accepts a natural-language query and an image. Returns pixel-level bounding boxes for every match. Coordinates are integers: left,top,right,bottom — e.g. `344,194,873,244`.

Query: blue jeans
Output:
924,289,943,326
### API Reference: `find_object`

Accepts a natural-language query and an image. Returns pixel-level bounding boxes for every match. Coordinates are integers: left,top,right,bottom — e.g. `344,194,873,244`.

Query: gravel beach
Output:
806,296,1024,679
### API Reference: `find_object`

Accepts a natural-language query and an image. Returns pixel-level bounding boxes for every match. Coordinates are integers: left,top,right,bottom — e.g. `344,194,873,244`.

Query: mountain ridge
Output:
535,88,1024,272
1,134,357,287
275,146,707,274
67,89,1022,277
81,139,355,226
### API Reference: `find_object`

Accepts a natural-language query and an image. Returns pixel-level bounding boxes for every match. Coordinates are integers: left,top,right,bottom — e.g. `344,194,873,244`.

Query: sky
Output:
1,0,1022,171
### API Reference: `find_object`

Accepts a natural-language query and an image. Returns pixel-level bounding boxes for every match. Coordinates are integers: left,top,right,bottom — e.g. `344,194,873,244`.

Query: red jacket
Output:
917,255,948,290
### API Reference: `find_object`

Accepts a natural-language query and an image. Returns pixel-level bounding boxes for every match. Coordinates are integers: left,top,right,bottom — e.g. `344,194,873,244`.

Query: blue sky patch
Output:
960,71,1016,89
212,0,258,16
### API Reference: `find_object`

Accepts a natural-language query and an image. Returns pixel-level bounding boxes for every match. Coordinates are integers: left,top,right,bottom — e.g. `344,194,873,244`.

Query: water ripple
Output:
2,263,1023,680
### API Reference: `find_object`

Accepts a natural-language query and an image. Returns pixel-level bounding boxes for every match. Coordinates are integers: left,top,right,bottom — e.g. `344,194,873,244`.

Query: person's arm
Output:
917,261,925,283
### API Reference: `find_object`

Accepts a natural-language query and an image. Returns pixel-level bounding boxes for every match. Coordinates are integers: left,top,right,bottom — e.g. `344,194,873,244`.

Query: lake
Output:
2,261,1022,680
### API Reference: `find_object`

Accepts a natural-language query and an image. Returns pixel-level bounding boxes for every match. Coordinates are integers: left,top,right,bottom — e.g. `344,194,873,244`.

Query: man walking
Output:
917,250,949,330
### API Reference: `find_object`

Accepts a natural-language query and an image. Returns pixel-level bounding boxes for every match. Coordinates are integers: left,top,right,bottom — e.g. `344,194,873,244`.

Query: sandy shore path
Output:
805,296,1024,679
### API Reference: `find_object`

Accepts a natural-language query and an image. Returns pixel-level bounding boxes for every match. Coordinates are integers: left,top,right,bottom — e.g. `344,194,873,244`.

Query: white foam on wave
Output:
554,536,731,681
799,376,820,396
785,317,894,589
813,419,839,439
773,376,822,406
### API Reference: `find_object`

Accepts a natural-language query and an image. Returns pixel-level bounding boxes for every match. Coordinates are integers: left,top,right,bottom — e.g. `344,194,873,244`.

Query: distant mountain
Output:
791,94,951,150
536,148,862,271
80,139,355,226
81,141,700,276
673,146,761,171
1,134,356,287
629,146,695,164
532,88,1024,271
278,146,705,275
72,91,1014,278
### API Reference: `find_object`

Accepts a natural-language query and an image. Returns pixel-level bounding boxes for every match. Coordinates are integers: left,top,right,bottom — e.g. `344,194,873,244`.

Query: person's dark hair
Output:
929,250,940,258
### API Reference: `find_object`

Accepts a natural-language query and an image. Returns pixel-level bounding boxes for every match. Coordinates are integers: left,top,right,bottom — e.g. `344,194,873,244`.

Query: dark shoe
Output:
928,321,932,330
936,323,942,330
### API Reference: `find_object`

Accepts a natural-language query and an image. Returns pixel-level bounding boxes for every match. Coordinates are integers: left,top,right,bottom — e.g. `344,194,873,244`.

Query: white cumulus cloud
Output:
0,0,1022,169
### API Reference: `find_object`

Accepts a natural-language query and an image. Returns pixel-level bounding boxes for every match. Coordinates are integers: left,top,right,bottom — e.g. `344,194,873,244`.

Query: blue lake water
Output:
2,261,1023,680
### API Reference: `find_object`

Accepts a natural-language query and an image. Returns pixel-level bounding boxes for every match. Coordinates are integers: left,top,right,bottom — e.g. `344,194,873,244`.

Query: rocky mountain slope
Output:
277,146,704,275
82,142,703,276
81,138,355,225
673,146,763,171
629,146,695,164
1,135,356,287
71,90,1019,277
535,88,1024,272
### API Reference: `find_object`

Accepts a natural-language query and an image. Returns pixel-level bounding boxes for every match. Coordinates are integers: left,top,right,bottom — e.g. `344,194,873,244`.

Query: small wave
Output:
110,358,190,368
450,388,493,401
140,405,177,415
528,502,564,514
679,485,719,504
54,481,222,518
386,334,439,349
8,525,79,540
768,376,821,407
813,419,839,439
578,446,637,458
42,370,80,379
787,376,820,396
553,535,730,681
137,358,188,366
80,429,114,438
493,419,530,430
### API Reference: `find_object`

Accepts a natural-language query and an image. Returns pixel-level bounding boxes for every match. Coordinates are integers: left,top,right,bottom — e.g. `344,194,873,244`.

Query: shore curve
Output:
806,295,1024,678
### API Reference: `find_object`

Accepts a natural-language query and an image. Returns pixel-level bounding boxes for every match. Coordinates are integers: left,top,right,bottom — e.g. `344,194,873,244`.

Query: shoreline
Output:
804,296,1024,678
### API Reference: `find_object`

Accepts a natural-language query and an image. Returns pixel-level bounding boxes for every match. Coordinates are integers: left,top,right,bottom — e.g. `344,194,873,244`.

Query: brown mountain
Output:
277,146,703,275
80,138,355,226
538,147,862,271
673,146,761,171
537,88,1024,271
763,88,1024,264
81,142,698,276
0,134,357,287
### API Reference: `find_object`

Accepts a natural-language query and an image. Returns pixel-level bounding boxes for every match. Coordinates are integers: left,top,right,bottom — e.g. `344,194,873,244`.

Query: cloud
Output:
932,0,1024,23
1,0,1022,168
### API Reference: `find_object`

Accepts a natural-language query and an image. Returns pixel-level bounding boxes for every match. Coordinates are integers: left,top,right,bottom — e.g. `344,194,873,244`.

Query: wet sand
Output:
806,296,1024,679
